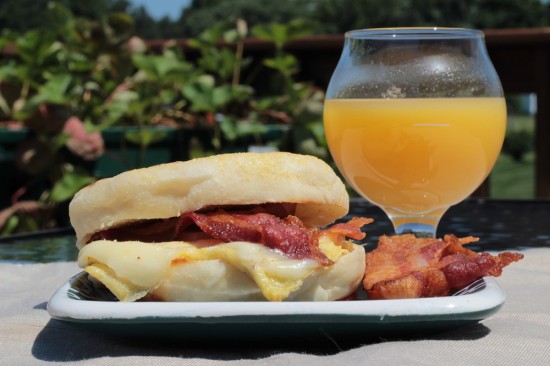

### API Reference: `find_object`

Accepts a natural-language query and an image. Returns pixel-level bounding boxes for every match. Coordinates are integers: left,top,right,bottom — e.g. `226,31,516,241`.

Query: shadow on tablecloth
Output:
31,316,490,362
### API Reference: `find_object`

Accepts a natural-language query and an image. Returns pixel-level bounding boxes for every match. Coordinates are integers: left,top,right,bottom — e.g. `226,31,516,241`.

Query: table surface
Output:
1,198,549,365
348,197,550,251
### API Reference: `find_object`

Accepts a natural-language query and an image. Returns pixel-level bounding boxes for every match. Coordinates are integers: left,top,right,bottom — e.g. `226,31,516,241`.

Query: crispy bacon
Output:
90,203,297,243
188,211,332,264
364,234,523,299
325,217,374,241
88,203,372,265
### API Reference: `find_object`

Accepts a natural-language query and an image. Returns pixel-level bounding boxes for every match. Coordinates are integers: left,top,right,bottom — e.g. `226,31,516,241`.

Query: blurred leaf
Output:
50,169,95,203
263,54,299,77
192,23,227,47
104,12,135,46
230,84,254,103
294,131,327,159
212,86,233,108
47,2,74,37
112,89,140,104
186,38,202,49
235,121,268,136
132,53,190,81
0,215,19,235
0,63,21,81
252,20,312,49
197,48,236,80
131,54,158,78
15,30,61,66
292,87,324,123
13,98,37,121
223,29,240,43
66,52,96,73
181,75,215,112
0,30,15,50
253,96,280,111
503,129,534,162
219,115,237,141
124,129,168,147
252,23,290,49
308,120,327,148
34,74,73,105
103,90,139,125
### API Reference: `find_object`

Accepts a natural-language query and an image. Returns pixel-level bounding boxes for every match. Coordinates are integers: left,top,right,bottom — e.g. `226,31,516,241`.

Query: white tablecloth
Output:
1,248,549,366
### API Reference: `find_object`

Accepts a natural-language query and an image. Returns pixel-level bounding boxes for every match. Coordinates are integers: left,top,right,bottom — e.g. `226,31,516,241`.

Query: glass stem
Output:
384,207,448,238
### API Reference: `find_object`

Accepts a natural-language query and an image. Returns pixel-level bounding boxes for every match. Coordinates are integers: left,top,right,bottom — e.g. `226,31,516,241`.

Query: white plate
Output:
47,273,505,339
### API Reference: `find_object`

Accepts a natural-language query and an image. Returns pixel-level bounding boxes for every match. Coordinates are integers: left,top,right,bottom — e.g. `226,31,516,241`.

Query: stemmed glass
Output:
324,28,505,237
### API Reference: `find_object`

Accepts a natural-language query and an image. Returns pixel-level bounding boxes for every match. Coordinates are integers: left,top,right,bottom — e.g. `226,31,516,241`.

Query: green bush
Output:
0,5,326,234
503,128,534,162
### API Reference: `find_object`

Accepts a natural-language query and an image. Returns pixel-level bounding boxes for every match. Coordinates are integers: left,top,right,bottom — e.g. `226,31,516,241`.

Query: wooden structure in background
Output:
484,28,550,198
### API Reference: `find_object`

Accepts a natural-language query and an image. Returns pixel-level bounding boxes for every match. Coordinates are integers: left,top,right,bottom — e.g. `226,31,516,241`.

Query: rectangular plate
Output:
47,273,505,340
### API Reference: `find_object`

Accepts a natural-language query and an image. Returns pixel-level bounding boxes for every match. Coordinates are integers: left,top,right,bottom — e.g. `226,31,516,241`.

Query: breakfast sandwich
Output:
70,152,372,302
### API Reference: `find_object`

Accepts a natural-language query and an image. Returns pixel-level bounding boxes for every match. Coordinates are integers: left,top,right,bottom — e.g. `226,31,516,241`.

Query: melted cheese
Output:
318,234,351,261
85,263,148,302
78,239,350,302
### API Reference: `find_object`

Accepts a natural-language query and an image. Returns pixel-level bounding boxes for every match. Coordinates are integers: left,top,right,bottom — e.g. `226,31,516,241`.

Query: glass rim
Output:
345,27,484,40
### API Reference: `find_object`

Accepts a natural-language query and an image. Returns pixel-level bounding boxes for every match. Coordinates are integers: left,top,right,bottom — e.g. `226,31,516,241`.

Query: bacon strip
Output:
325,217,373,241
187,211,332,264
364,234,524,299
89,203,373,265
90,204,293,243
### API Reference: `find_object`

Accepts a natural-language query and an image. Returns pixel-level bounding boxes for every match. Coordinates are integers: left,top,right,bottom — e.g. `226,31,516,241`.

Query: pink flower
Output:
63,116,104,160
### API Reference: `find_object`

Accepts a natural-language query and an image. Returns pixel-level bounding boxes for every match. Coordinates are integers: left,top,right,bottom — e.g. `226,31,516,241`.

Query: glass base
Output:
384,207,448,238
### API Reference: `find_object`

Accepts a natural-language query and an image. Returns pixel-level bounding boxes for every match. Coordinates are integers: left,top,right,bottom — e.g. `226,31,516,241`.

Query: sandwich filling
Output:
79,204,372,302
88,203,370,265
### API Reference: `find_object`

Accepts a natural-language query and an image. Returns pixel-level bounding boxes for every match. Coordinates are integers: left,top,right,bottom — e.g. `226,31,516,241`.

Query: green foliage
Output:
0,2,136,130
251,19,312,49
179,0,316,38
0,0,545,236
491,152,535,199
0,2,137,234
86,16,327,157
503,129,534,162
0,0,124,33
309,0,549,34
182,76,235,112
49,165,95,203
180,0,549,38
0,4,331,234
502,114,535,163
1,0,548,40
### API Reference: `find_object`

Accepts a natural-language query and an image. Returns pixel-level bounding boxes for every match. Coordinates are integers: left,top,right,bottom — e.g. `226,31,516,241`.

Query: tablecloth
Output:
1,247,549,366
